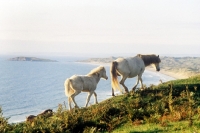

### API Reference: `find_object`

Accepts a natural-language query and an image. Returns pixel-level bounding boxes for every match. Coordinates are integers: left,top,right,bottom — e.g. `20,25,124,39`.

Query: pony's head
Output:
151,55,161,71
152,62,160,71
138,54,161,71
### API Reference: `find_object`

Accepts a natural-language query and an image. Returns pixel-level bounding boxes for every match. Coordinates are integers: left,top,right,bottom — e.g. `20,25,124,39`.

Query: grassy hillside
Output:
1,75,200,132
160,57,200,78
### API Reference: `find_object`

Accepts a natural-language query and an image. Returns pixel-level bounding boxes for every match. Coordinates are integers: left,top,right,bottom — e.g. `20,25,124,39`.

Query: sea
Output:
0,56,175,123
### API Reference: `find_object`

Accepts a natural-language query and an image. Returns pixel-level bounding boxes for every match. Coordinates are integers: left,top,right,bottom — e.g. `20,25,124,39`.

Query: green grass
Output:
1,75,200,133
112,120,200,133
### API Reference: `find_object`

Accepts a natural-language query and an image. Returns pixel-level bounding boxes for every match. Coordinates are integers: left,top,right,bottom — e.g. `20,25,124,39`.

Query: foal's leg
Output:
119,75,129,93
85,91,94,107
93,92,98,104
68,97,72,110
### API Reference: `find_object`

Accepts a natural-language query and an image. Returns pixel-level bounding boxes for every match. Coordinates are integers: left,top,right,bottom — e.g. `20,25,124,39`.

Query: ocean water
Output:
0,57,175,123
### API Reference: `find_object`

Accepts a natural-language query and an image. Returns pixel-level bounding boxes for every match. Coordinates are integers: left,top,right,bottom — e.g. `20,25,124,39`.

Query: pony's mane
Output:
87,66,104,76
137,54,161,66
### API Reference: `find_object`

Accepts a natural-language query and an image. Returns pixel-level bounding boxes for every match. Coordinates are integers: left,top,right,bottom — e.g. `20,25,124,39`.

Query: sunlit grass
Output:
112,120,200,133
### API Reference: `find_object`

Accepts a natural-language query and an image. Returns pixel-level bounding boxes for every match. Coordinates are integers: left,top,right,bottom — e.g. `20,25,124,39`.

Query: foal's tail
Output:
64,79,72,97
110,61,121,92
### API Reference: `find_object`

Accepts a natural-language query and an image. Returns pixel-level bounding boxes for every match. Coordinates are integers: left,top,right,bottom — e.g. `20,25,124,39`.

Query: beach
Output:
146,67,188,79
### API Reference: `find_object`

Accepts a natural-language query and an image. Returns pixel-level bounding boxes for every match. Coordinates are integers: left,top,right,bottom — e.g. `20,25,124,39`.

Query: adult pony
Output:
64,66,108,110
110,54,161,96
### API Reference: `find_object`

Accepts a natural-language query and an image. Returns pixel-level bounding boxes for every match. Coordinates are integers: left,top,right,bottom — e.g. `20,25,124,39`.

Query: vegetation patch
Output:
1,75,200,132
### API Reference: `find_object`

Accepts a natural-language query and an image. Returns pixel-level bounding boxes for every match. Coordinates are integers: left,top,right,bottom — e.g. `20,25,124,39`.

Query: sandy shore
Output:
146,67,189,79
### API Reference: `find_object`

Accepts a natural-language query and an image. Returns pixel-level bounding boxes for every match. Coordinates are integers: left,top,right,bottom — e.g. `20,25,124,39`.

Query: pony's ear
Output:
158,55,159,57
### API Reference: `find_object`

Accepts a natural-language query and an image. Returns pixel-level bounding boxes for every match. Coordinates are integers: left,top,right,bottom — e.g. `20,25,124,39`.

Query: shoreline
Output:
78,61,188,80
145,67,189,79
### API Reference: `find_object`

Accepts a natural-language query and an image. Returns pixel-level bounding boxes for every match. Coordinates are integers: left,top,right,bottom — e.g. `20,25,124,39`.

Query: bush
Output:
0,107,11,133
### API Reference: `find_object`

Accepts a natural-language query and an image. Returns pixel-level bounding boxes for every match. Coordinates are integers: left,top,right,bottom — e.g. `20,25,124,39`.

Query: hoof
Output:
74,105,79,108
125,90,129,93
140,88,145,91
132,86,136,91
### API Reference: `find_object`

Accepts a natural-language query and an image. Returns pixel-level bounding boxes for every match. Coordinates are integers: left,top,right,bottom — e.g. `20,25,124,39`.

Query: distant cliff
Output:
8,57,58,62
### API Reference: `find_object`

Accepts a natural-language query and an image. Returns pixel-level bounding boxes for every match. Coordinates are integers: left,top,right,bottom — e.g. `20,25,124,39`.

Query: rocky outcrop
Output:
8,57,57,62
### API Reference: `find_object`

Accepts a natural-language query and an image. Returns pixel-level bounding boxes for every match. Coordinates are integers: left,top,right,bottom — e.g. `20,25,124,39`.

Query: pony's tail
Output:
110,61,122,92
64,79,72,97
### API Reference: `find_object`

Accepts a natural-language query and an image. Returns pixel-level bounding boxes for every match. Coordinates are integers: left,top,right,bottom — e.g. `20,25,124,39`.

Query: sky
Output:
0,0,200,57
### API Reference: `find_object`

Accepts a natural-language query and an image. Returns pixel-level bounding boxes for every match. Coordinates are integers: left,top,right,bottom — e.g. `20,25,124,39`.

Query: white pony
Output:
64,66,108,110
110,54,161,96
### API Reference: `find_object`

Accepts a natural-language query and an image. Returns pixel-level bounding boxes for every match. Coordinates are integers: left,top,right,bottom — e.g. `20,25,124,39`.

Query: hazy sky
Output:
0,0,200,57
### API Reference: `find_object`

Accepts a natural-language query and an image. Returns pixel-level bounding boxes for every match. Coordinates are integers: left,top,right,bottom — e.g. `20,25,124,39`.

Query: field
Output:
1,75,200,132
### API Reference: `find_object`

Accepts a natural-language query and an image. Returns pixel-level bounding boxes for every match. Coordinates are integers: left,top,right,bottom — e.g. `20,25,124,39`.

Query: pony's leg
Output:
132,76,140,91
139,75,144,90
70,91,81,108
93,92,98,104
112,88,115,96
85,92,94,107
119,76,129,93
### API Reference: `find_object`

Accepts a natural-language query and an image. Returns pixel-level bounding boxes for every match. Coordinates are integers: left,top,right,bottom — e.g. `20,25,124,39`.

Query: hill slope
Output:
1,75,200,132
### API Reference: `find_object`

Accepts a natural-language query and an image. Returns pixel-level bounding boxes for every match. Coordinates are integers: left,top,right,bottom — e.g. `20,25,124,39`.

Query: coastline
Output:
78,61,188,80
146,67,188,79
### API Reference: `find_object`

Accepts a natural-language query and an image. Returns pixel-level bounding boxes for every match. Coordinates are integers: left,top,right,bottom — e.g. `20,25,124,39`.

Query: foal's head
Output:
89,66,108,80
99,66,108,80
